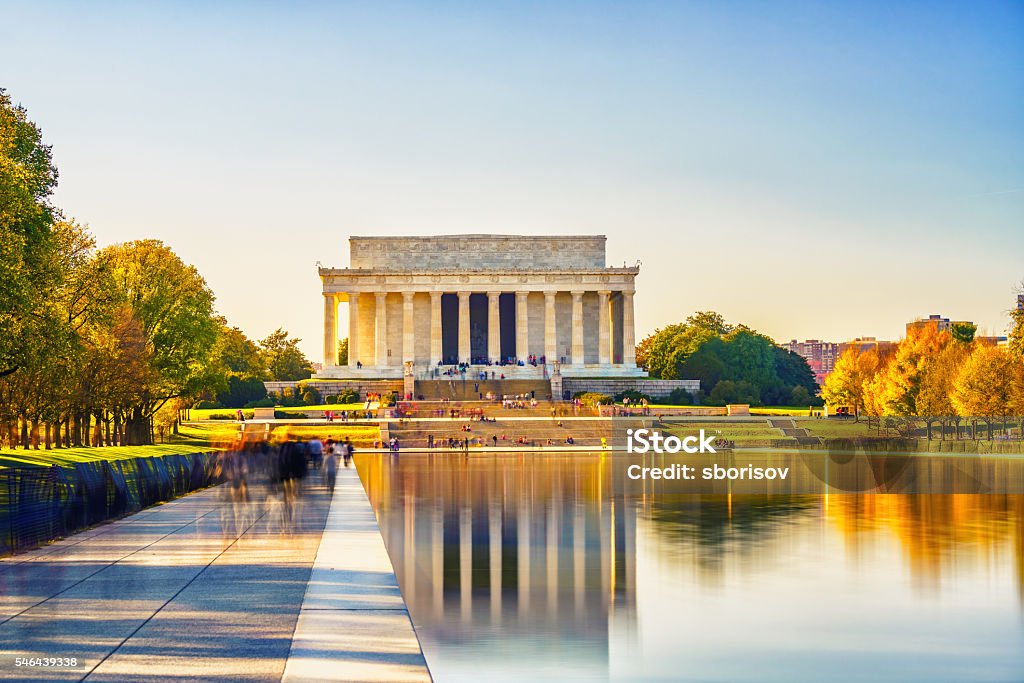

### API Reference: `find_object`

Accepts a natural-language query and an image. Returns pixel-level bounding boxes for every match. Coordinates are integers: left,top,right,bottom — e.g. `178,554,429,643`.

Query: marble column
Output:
430,292,442,366
402,291,415,362
375,291,388,366
544,291,557,363
458,291,471,364
515,291,529,362
622,290,636,366
571,291,584,365
347,293,360,368
598,290,611,365
487,292,501,363
323,293,337,367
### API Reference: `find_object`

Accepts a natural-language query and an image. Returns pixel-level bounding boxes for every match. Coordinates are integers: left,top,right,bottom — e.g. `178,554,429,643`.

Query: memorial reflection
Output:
360,452,637,657
358,452,1024,680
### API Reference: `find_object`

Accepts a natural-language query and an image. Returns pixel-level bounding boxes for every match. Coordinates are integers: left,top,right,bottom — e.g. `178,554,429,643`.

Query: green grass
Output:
0,420,382,468
0,443,213,469
750,407,817,417
274,403,369,413
270,424,380,446
795,419,877,438
189,403,368,420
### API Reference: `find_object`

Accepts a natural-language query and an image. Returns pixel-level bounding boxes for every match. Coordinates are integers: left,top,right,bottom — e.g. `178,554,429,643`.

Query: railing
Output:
1,452,223,556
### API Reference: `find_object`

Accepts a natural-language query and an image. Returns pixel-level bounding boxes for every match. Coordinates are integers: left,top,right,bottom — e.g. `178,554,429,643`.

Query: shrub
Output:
339,388,360,403
194,400,220,409
574,391,613,406
705,380,761,407
301,388,321,405
216,375,268,408
324,394,339,404
244,397,275,408
789,385,812,406
667,387,694,405
208,413,236,420
275,410,309,419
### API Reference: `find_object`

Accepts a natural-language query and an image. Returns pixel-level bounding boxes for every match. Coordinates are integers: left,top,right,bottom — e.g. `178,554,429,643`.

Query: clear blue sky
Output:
3,1,1022,359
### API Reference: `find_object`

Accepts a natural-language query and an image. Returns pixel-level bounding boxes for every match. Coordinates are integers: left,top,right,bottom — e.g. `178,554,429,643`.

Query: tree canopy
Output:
637,311,819,406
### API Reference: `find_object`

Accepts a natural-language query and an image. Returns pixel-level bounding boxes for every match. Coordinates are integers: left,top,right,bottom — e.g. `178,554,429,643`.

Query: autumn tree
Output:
822,347,879,420
950,344,1016,439
1010,281,1024,359
97,240,220,444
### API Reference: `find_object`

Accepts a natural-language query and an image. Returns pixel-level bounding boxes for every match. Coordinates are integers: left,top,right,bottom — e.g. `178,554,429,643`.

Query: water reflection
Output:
359,452,1024,682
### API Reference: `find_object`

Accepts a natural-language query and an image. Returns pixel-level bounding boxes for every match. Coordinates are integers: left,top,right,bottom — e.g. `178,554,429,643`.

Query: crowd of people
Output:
217,434,356,533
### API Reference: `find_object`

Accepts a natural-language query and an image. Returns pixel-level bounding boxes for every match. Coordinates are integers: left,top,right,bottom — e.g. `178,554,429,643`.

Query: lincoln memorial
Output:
315,235,646,379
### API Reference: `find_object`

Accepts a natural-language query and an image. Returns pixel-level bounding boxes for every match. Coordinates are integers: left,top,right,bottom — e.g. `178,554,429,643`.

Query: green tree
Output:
338,337,349,366
950,322,977,344
0,88,60,378
706,380,760,406
214,324,265,378
260,329,313,381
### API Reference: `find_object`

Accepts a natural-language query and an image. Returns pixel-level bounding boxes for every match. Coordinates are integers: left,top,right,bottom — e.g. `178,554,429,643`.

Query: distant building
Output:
978,335,1009,347
837,336,896,359
783,339,839,386
906,314,974,336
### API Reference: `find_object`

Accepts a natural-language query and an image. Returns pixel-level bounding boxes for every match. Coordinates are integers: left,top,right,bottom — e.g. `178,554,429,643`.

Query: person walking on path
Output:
323,439,338,491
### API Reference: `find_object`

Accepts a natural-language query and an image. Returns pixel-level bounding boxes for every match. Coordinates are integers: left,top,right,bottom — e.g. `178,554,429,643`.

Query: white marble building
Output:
316,235,646,379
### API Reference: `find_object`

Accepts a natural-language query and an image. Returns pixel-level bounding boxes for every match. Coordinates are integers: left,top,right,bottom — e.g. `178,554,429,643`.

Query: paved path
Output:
282,466,432,682
0,475,333,682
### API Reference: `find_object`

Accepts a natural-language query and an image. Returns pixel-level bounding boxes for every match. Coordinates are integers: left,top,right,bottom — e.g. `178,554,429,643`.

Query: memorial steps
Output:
387,417,613,449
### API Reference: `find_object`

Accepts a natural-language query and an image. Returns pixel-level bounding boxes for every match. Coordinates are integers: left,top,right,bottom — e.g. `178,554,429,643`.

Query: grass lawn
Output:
189,403,368,420
796,419,877,438
1,421,382,469
750,407,817,417
0,443,215,469
270,424,380,446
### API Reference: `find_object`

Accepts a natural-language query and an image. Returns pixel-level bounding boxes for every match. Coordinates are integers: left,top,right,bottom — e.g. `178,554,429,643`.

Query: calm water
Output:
357,452,1024,683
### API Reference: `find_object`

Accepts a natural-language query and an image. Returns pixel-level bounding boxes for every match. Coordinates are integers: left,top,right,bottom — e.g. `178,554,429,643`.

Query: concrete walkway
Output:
0,472,372,682
282,466,432,682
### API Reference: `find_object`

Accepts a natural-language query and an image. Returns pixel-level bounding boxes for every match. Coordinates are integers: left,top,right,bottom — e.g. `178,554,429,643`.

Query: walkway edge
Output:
282,466,432,683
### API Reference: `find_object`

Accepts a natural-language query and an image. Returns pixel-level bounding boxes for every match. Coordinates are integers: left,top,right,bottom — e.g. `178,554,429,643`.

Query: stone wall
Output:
562,378,700,399
349,235,606,270
265,380,404,399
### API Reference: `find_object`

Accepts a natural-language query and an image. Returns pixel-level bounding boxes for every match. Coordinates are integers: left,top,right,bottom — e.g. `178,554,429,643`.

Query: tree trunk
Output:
20,418,29,449
93,411,103,447
71,413,81,447
124,407,152,446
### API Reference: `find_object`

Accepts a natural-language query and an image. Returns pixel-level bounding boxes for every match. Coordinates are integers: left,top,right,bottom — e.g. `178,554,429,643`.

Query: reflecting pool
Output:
357,452,1024,682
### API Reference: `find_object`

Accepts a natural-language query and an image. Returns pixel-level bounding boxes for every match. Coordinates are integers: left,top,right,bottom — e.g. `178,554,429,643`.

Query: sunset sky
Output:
3,1,1022,359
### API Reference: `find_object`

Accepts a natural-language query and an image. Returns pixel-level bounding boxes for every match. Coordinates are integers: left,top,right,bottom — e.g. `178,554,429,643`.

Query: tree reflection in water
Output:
358,452,1024,682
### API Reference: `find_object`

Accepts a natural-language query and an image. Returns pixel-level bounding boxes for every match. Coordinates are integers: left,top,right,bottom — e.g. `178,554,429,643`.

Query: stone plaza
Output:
316,235,648,381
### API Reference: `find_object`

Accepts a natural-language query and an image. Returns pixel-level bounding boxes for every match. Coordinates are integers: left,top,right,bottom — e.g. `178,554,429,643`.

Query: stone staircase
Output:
387,417,611,449
767,418,822,446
